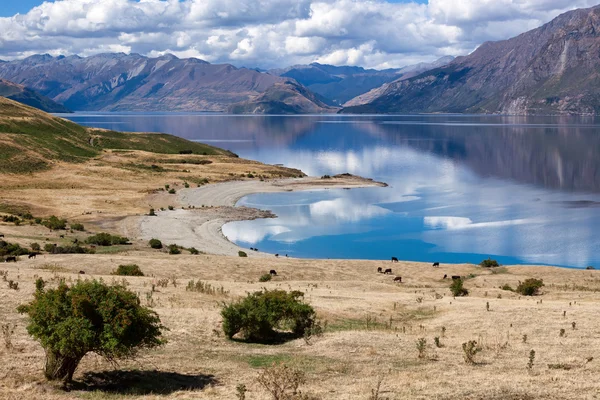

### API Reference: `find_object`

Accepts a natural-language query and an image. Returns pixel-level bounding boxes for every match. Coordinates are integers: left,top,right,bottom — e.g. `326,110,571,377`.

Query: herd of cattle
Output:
380,258,461,283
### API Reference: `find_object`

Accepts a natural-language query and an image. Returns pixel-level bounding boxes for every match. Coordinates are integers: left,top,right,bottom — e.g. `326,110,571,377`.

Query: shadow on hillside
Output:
231,331,301,345
78,369,218,395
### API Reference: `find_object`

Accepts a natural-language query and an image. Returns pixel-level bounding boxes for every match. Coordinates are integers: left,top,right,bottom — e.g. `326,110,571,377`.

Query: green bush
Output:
113,264,144,276
221,289,316,342
70,223,85,231
259,274,272,282
167,244,181,255
149,208,156,216
148,238,163,249
189,247,199,255
516,278,544,296
46,244,93,254
168,205,174,210
238,251,248,257
500,284,514,291
168,188,176,194
86,233,129,246
31,243,41,252
17,279,165,383
0,240,29,257
480,258,500,268
42,216,67,230
450,278,469,297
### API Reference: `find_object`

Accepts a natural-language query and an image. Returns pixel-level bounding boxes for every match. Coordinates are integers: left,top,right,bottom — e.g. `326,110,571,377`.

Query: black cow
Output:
391,257,399,262
59,235,65,238
79,270,86,274
451,275,461,280
377,267,383,273
432,262,440,267
28,253,37,259
269,269,277,276
250,247,255,251
384,268,392,274
253,248,258,252
275,254,279,257
394,276,402,282
5,256,17,262
443,274,447,279
0,234,4,238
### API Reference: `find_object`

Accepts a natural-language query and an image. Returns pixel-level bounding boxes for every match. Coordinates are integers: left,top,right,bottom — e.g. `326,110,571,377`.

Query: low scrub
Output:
86,232,129,246
516,278,544,296
259,274,273,282
186,280,229,296
450,278,469,297
42,216,67,231
44,244,94,254
0,240,29,257
148,238,163,249
238,251,248,257
167,244,181,255
113,264,144,276
221,289,316,343
70,223,85,231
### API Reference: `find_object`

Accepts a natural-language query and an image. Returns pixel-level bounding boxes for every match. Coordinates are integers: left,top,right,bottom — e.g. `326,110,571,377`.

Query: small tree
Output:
450,279,468,297
113,264,144,276
480,258,500,268
70,223,85,232
516,278,544,296
17,279,165,383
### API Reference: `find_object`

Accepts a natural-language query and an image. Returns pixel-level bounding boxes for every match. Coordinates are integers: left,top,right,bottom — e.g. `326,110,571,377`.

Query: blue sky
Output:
0,0,594,68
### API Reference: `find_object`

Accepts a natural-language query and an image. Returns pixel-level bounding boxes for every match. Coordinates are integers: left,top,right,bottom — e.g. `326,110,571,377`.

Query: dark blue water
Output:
61,113,600,268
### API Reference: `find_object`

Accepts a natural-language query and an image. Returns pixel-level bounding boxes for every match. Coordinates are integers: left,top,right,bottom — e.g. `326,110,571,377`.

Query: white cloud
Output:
0,0,597,68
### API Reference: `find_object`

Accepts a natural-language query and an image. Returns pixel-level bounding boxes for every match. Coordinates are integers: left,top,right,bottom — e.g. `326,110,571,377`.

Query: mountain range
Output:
343,5,600,115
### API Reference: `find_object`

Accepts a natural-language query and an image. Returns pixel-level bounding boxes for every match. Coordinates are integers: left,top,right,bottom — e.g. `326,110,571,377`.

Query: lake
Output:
62,113,600,268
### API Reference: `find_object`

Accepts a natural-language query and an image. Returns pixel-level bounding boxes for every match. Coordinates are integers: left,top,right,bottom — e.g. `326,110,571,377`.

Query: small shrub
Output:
500,284,514,291
86,232,129,246
450,279,468,297
239,251,248,257
184,182,190,188
168,244,181,255
559,328,565,337
149,208,156,216
42,216,67,231
434,336,443,348
321,175,331,179
516,278,544,296
189,247,200,255
70,223,85,231
168,188,176,194
113,264,144,276
1,323,16,350
257,363,306,400
17,279,165,383
186,280,229,296
527,349,535,370
236,384,247,400
148,238,163,249
462,340,482,364
31,243,41,251
221,289,316,342
168,205,174,210
480,258,500,268
416,338,427,359
260,274,273,282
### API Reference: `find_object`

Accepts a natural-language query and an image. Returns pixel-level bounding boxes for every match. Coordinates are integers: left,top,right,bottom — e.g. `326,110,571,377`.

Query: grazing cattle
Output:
451,275,461,280
28,253,37,259
377,267,383,273
269,269,277,276
5,256,17,262
394,276,402,282
275,254,279,257
285,254,288,257
59,235,65,238
443,274,447,279
391,257,399,262
79,270,85,274
384,268,392,274
250,247,255,251
253,248,258,252
432,262,440,267
0,234,4,238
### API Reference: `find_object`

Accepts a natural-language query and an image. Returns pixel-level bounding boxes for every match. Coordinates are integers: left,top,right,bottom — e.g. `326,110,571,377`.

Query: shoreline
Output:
130,175,387,257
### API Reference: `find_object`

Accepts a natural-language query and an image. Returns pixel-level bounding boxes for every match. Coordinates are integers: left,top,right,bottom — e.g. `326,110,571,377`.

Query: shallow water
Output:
63,113,600,268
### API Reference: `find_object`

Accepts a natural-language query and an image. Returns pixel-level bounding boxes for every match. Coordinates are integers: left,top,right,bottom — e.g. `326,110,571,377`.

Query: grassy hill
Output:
0,79,71,113
0,97,233,173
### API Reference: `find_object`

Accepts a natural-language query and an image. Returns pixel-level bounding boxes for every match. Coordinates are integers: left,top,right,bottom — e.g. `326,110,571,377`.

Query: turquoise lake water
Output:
62,113,600,268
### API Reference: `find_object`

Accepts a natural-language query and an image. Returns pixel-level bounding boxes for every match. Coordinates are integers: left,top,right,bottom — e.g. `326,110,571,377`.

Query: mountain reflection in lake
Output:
64,113,600,268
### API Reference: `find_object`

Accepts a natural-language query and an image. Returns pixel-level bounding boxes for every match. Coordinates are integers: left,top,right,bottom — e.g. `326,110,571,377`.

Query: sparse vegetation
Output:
168,244,181,255
149,238,163,249
70,223,85,231
260,273,273,282
416,338,427,359
17,279,166,383
450,278,469,297
86,232,129,246
239,251,248,257
186,280,229,296
462,340,482,364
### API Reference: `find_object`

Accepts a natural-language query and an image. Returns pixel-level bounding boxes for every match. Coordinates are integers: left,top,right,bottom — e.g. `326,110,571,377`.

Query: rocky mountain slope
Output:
270,57,453,106
343,5,600,115
228,80,338,114
0,79,71,113
0,54,286,112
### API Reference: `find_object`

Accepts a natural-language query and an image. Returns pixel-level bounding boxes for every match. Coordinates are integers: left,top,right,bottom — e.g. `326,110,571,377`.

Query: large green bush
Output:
42,216,67,230
221,290,316,343
0,240,29,257
86,232,129,246
516,278,544,296
480,258,500,268
17,279,165,383
148,238,163,249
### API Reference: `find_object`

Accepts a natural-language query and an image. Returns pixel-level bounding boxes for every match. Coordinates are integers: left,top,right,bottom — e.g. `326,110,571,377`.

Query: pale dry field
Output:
1,248,600,400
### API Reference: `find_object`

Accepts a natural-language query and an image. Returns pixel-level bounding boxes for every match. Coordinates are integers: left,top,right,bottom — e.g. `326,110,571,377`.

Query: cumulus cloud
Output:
0,0,597,68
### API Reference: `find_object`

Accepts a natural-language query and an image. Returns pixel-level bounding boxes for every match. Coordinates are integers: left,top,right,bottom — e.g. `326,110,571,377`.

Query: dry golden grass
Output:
1,250,599,400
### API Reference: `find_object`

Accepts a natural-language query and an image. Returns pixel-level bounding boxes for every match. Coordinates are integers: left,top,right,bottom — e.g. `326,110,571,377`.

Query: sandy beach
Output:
134,175,387,256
